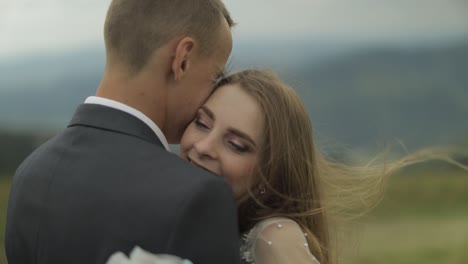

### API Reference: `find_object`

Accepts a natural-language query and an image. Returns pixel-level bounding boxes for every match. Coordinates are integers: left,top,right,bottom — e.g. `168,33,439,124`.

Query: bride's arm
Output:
252,220,320,264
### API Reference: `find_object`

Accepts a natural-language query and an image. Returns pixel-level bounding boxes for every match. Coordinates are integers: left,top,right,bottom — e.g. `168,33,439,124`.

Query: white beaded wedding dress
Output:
107,217,321,264
240,217,320,264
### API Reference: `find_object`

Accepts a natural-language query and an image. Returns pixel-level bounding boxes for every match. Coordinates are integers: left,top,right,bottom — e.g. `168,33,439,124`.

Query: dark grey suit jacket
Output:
5,104,241,264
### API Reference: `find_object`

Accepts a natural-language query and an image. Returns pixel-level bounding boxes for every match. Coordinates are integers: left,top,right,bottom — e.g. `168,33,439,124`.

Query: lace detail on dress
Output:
240,224,259,264
240,217,320,264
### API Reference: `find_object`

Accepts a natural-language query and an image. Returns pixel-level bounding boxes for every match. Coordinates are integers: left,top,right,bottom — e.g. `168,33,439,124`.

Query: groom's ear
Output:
172,37,196,81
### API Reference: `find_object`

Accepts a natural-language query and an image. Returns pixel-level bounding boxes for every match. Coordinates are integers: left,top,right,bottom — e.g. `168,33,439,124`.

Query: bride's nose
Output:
193,134,218,160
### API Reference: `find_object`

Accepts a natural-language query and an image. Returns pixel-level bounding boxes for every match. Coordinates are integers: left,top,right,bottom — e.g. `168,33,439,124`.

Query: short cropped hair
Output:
104,0,234,73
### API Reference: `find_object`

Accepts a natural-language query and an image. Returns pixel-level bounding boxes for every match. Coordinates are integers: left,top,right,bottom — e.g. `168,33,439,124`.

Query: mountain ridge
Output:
1,40,467,150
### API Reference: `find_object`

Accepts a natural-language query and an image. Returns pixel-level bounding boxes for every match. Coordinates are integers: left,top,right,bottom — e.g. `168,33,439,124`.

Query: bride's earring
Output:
259,186,266,195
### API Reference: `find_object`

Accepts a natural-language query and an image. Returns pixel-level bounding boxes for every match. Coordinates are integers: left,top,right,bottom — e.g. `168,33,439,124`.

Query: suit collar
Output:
68,104,166,149
84,96,170,150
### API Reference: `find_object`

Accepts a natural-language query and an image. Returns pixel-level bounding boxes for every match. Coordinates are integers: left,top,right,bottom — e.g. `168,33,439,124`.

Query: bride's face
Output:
180,84,264,197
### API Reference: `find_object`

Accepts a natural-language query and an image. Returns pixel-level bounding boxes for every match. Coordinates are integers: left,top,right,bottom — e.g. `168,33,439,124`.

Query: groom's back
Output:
5,105,241,263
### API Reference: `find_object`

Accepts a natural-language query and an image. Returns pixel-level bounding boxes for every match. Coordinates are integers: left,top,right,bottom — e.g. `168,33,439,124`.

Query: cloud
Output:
1,0,468,58
0,0,110,58
225,0,468,41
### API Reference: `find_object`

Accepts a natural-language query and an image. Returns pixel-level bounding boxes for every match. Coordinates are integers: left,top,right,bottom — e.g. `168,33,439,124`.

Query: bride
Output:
179,69,325,263
109,69,463,264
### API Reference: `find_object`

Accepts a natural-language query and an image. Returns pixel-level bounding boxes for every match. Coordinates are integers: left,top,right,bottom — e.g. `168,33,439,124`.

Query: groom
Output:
5,1,241,263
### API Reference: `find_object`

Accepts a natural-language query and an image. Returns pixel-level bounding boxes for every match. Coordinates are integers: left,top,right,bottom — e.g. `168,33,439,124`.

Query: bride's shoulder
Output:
241,217,320,264
253,217,307,244
255,217,301,229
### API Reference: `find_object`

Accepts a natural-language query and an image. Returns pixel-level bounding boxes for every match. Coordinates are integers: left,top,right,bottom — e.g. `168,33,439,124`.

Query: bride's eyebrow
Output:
200,106,215,120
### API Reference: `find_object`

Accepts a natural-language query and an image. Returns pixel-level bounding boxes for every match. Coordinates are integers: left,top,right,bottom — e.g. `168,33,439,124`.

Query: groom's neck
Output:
96,68,168,132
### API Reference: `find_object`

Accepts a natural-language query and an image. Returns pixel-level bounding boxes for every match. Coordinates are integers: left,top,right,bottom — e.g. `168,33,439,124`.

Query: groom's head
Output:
101,0,234,143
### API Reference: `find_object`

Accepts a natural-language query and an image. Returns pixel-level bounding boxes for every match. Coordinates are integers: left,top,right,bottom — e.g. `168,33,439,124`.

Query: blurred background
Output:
1,0,467,263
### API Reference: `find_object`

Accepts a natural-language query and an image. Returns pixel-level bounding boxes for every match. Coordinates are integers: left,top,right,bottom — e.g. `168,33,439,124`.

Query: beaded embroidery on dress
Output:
240,217,320,264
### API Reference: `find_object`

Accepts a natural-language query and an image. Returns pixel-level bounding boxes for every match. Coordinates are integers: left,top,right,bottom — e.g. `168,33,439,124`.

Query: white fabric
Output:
106,246,192,264
105,217,319,264
84,96,170,151
241,217,320,264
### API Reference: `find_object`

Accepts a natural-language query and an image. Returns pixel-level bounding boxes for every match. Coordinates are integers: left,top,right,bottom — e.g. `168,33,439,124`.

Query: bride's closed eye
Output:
194,112,211,131
195,119,209,130
227,140,251,154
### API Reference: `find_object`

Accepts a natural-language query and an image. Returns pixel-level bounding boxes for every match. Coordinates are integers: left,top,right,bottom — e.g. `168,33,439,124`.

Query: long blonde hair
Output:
217,69,468,264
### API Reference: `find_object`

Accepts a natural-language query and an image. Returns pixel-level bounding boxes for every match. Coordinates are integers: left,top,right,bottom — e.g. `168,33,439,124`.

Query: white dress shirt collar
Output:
84,96,170,151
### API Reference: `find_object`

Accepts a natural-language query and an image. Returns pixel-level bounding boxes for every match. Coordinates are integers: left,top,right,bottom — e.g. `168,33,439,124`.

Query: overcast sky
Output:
1,0,468,58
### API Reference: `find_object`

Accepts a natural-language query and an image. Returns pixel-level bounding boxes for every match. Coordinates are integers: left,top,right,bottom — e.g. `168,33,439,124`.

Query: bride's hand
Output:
106,246,193,264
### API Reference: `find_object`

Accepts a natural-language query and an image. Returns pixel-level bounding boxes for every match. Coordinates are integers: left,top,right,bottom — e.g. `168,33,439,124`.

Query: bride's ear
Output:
171,37,196,81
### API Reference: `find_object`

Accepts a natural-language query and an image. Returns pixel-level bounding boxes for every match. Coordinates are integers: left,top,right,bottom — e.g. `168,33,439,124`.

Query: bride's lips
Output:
187,157,215,174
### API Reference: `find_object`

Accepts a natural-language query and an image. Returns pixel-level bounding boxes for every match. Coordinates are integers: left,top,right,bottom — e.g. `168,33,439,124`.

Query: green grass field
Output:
1,169,467,264
0,177,11,263
351,169,468,264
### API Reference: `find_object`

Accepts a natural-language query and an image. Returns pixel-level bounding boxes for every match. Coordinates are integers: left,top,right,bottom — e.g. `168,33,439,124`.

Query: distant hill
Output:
0,47,105,129
286,42,468,150
0,41,467,151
